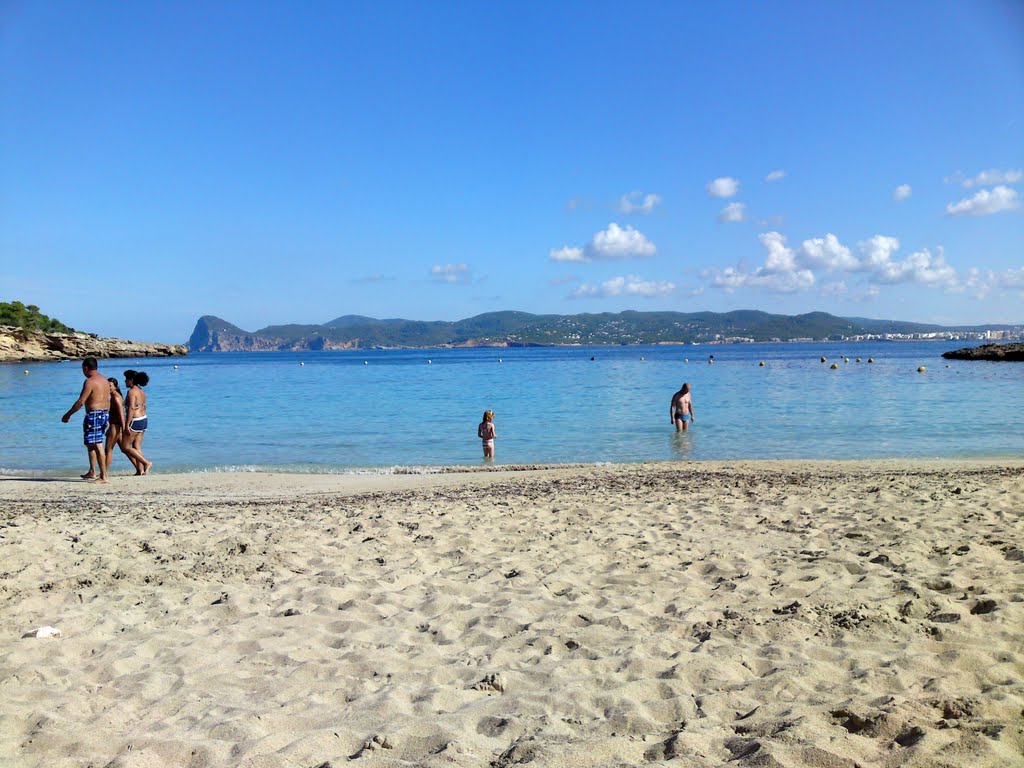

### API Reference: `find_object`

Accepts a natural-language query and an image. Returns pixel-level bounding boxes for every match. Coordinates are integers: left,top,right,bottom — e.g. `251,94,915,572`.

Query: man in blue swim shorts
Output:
62,358,111,483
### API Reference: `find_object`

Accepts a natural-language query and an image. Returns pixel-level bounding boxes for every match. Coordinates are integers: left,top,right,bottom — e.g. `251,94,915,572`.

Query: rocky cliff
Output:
942,342,1024,361
0,326,188,363
187,315,363,352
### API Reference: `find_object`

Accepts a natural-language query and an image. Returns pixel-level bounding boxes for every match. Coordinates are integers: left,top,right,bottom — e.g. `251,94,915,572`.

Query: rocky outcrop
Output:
942,342,1024,361
0,326,188,363
188,316,364,352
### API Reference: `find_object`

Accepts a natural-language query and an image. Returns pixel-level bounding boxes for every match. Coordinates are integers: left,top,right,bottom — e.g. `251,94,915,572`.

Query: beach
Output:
1,461,1022,767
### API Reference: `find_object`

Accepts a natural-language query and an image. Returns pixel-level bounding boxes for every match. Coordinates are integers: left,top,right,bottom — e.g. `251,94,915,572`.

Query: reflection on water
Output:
670,429,696,459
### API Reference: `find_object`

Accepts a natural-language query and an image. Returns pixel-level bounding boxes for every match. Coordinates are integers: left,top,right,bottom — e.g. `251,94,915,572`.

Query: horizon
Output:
2,2,1022,341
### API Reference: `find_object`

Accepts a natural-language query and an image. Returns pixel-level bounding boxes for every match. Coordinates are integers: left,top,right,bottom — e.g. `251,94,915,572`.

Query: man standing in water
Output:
670,382,695,432
61,357,110,483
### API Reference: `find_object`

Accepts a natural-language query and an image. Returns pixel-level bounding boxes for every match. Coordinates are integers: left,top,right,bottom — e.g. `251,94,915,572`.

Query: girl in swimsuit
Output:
104,377,136,473
477,410,496,459
120,370,153,475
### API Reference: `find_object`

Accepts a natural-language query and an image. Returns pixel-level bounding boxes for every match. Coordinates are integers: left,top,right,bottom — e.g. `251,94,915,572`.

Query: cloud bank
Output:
708,231,965,295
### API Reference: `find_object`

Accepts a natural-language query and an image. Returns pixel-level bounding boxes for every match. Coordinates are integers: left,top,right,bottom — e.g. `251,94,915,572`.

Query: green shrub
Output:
0,301,76,333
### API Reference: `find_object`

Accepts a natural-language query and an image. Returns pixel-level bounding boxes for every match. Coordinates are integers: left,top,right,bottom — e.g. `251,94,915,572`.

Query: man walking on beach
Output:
62,357,110,483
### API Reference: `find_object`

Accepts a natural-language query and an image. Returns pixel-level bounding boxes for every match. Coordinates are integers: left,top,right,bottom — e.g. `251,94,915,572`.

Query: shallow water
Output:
1,341,1021,473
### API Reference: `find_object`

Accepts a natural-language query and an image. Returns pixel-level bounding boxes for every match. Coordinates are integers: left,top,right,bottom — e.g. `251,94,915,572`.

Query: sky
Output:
2,1,1023,341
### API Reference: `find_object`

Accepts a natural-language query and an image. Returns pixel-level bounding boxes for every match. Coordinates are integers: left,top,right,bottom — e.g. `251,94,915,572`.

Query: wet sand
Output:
1,460,1022,767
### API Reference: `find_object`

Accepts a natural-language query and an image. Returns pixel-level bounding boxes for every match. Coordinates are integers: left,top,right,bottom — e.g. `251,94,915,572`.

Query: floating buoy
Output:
684,358,688,363
640,356,645,361
24,370,29,375
363,361,368,365
708,359,714,365
855,358,861,363
946,364,950,368
821,357,827,363
844,357,850,363
299,362,305,366
830,363,838,369
917,366,926,373
173,364,179,369
498,358,503,363
759,361,765,367
868,358,875,363
427,360,432,364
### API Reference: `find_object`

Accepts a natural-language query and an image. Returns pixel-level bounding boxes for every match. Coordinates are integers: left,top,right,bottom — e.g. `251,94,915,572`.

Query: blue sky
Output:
2,1,1022,341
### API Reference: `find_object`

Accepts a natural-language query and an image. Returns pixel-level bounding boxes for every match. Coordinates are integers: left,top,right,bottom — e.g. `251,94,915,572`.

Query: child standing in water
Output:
477,410,496,459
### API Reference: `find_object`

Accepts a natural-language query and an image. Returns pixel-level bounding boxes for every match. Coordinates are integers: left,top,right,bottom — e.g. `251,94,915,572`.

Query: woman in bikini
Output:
120,370,153,475
104,377,136,473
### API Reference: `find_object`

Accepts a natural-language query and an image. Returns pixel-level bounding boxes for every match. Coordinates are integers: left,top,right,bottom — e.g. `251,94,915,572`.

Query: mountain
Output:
186,310,1020,352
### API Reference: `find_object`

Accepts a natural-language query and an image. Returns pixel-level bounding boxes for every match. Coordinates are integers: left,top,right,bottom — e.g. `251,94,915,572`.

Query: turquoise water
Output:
1,342,1021,473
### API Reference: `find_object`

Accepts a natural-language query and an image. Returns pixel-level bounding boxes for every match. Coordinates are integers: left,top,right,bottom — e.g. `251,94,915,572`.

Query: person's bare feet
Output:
135,461,153,476
87,477,108,484
80,472,95,480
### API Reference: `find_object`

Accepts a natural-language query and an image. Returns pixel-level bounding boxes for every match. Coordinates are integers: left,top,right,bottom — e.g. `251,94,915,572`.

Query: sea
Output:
1,341,1021,474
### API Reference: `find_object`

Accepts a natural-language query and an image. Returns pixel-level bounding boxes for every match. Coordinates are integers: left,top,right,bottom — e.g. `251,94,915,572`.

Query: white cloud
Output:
707,177,740,198
588,223,657,259
618,191,662,215
962,169,1023,188
893,184,912,201
855,237,957,288
759,231,798,273
858,235,901,271
430,263,471,285
1005,267,1024,289
709,232,815,294
718,202,746,223
958,266,1024,298
765,170,785,182
946,186,1020,216
549,246,585,262
874,248,956,286
571,274,676,299
799,233,858,271
550,223,656,263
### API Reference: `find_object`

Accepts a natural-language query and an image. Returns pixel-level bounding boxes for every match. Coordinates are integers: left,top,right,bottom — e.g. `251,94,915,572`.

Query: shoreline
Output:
3,455,1024,486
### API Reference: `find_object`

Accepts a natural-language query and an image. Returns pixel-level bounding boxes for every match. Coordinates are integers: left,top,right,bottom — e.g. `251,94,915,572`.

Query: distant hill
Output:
186,310,1020,352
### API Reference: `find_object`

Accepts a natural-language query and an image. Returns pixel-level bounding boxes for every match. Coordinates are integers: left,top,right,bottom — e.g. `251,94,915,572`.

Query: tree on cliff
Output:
0,301,75,333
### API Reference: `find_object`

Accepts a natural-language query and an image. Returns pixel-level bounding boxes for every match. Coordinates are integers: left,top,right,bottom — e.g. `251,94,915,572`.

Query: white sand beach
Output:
1,461,1022,767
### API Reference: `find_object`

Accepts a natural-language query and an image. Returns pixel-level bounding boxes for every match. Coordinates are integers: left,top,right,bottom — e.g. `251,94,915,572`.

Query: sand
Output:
0,461,1022,767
